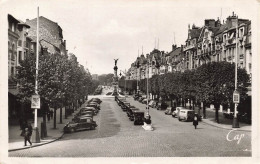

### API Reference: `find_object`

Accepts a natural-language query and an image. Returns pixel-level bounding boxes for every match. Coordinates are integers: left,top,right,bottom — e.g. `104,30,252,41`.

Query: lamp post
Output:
142,60,153,131
31,7,40,143
233,22,240,128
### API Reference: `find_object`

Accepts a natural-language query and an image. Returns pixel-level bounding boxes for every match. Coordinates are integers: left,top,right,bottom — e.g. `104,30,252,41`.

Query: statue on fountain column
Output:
114,58,119,66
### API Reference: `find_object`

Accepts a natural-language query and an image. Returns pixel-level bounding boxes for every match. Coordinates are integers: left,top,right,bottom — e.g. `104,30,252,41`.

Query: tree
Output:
194,62,250,123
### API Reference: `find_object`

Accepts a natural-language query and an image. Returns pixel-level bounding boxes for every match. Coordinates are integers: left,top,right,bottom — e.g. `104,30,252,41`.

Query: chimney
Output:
172,44,177,51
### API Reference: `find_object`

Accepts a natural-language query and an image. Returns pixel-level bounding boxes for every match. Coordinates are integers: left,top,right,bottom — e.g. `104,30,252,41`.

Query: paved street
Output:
9,88,251,157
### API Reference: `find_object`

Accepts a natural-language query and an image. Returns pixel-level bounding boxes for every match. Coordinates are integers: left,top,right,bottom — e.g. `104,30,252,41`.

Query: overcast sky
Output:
1,0,256,75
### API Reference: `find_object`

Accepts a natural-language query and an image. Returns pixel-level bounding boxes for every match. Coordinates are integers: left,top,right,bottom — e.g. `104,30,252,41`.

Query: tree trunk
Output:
60,106,62,124
202,101,206,119
65,105,68,119
53,107,57,129
215,104,219,123
192,99,195,110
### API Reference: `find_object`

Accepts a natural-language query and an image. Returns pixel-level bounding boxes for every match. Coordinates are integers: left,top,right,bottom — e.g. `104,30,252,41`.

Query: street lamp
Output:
142,60,153,131
233,23,239,128
31,7,40,143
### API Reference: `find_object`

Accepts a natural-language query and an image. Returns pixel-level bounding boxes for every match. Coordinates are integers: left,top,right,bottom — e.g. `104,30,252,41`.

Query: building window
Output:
18,40,22,47
11,67,14,75
223,34,227,42
11,44,15,60
239,28,244,37
18,51,22,63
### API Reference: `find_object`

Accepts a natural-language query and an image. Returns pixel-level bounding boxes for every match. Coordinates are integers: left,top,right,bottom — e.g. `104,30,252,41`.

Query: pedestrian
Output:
20,120,27,136
27,122,33,137
24,128,32,146
47,111,51,121
193,114,199,129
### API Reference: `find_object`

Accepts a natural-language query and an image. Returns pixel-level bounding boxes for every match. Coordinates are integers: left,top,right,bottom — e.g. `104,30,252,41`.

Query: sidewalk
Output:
8,107,77,152
200,108,251,132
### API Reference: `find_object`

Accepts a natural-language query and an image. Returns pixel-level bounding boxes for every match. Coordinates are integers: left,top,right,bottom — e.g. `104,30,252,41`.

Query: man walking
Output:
24,128,32,146
193,114,199,129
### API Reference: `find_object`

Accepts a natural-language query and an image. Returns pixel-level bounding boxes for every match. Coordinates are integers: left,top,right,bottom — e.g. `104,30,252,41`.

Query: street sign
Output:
31,94,40,109
233,90,240,104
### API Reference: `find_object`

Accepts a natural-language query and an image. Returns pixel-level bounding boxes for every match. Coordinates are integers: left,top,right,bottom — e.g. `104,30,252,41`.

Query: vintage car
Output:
64,117,98,133
165,107,174,115
72,112,93,122
126,105,136,117
172,107,185,118
178,109,195,121
121,102,130,111
88,102,100,110
91,98,102,104
157,102,168,110
133,111,144,125
86,104,100,112
138,97,145,103
81,107,98,115
148,100,157,108
128,108,140,121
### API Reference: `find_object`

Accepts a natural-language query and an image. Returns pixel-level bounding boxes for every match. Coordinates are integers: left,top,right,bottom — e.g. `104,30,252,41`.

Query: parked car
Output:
138,97,145,103
86,104,100,112
134,94,141,100
89,102,100,109
64,117,98,133
121,102,130,111
126,106,137,118
72,112,93,122
141,98,149,104
165,107,174,115
149,100,157,108
82,106,98,115
133,111,144,125
172,107,185,118
157,102,168,110
178,109,195,121
129,108,140,121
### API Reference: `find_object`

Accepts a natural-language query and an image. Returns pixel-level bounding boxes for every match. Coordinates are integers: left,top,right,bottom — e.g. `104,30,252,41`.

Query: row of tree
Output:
16,50,97,136
119,62,250,122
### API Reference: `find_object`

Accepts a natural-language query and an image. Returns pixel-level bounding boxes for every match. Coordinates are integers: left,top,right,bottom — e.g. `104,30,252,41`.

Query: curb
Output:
201,119,251,132
8,133,65,152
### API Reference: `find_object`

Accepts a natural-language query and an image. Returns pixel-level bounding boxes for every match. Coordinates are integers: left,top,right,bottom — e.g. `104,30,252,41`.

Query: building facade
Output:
26,16,67,56
126,13,252,82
